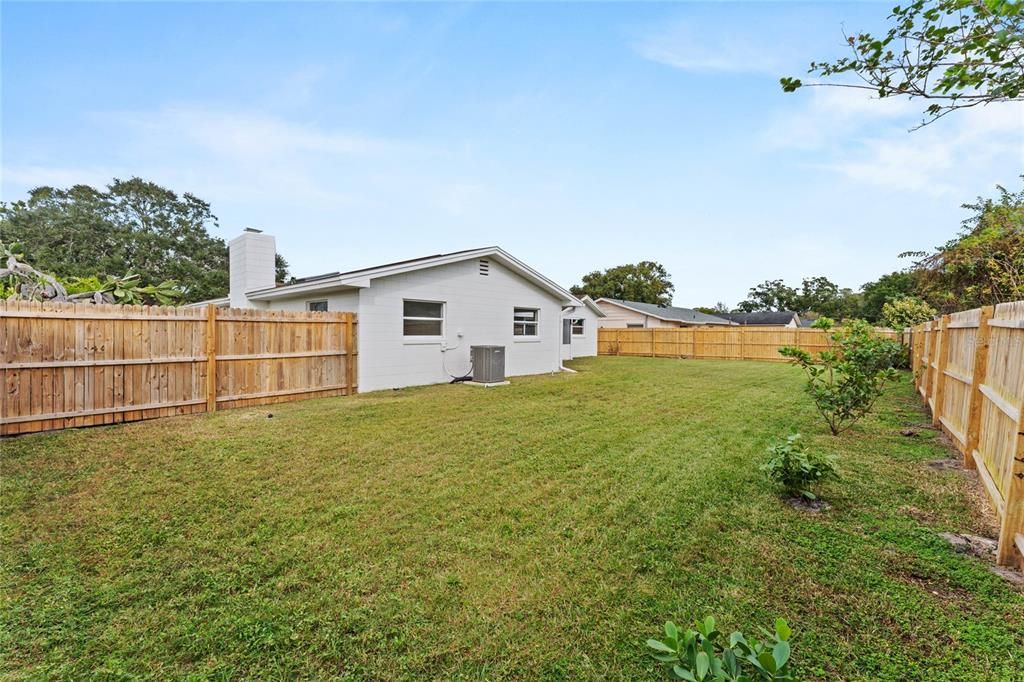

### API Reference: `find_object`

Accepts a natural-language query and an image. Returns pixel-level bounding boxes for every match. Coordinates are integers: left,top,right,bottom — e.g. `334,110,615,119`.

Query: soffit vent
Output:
479,259,490,276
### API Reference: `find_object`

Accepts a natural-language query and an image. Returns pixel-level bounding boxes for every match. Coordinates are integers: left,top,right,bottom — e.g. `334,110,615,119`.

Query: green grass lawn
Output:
2,358,1022,680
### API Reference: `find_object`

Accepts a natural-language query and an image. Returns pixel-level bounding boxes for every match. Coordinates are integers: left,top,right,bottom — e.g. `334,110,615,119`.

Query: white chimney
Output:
229,228,276,308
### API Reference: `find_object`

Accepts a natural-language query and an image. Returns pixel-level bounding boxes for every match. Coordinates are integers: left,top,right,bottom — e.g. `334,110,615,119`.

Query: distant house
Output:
594,298,736,328
189,229,605,392
717,311,801,328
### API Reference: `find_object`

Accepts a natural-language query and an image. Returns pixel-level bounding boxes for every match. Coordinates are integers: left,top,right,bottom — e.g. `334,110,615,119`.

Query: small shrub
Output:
761,434,838,500
780,318,901,435
881,296,936,330
647,616,794,681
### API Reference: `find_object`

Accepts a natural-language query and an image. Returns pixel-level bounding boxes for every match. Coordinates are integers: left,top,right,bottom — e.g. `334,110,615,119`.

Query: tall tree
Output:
781,0,1024,126
798,276,841,315
696,302,732,315
905,180,1024,310
0,178,288,303
571,261,674,305
860,271,918,323
736,279,799,312
738,276,863,318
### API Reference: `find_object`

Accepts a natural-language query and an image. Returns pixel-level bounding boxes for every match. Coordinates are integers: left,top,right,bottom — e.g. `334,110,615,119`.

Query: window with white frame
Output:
403,300,444,337
307,300,328,312
513,307,539,336
570,318,585,336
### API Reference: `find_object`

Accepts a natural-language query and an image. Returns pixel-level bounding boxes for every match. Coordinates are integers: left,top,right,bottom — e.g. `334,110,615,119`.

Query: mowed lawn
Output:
2,358,1023,680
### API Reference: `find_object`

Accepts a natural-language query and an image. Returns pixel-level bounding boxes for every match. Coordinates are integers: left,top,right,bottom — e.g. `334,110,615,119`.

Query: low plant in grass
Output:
761,434,838,501
780,318,902,435
647,616,794,681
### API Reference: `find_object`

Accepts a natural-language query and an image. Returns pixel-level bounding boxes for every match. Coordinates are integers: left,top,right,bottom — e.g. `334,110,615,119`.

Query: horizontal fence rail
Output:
0,300,357,436
911,302,1024,567
597,326,900,362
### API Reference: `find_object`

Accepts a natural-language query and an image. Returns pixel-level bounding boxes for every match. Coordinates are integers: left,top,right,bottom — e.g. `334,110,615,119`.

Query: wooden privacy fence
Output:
911,301,1024,567
0,300,357,436
597,326,900,361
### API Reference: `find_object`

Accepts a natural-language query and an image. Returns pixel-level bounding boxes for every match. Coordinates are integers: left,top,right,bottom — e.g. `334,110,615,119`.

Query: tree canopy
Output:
0,177,288,304
904,180,1024,310
570,261,674,305
860,271,918,323
736,279,799,313
781,0,1024,126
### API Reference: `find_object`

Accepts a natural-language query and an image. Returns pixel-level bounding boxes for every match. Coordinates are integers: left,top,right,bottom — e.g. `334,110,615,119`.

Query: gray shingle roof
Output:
599,299,734,325
718,311,800,326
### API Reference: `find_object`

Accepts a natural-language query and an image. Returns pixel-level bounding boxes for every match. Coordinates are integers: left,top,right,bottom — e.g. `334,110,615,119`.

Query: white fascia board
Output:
580,296,606,317
246,278,362,301
247,246,578,305
488,250,578,304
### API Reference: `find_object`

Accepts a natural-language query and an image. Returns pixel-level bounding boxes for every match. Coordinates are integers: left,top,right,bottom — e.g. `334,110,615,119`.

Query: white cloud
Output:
633,21,795,74
763,87,1024,196
0,104,430,211
762,87,917,151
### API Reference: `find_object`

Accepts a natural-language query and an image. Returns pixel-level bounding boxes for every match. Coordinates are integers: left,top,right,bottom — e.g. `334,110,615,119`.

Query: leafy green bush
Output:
780,318,901,435
881,296,936,330
647,616,794,681
761,434,838,500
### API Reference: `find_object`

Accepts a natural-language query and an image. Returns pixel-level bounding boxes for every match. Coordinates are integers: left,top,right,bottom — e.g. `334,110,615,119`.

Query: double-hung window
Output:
403,300,444,337
513,307,539,337
570,318,585,336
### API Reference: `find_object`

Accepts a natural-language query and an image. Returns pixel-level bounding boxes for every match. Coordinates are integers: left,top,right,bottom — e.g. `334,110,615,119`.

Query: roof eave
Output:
245,246,577,305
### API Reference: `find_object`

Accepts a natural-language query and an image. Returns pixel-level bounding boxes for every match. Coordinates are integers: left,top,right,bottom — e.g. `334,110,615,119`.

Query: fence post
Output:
345,312,356,395
739,327,746,360
650,328,656,357
205,304,217,413
616,329,622,356
931,315,951,428
964,306,994,469
921,321,933,404
997,409,1024,566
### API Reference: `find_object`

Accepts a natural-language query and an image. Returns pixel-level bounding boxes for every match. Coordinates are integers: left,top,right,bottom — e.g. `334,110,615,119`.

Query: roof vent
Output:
479,259,490,276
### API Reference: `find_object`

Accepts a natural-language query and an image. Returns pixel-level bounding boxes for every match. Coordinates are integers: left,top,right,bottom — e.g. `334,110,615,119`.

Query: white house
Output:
594,298,736,328
212,229,604,392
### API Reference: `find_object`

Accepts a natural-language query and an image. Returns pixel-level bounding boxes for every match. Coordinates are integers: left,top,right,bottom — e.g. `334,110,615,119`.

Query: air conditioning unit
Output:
470,345,505,384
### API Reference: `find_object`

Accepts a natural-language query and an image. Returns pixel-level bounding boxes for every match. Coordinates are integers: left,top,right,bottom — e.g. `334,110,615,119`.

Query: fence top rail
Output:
0,299,356,322
0,299,207,319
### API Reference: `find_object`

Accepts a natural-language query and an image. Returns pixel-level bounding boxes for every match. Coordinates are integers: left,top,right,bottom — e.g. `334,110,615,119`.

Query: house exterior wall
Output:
353,259,564,391
594,302,681,328
561,306,600,359
259,259,565,392
267,290,360,313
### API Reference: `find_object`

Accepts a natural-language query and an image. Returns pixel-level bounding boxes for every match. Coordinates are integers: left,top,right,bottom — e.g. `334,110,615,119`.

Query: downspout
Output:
559,305,577,373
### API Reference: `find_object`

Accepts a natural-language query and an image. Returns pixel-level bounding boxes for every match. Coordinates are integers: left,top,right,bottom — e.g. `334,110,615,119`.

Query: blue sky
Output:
3,2,1022,307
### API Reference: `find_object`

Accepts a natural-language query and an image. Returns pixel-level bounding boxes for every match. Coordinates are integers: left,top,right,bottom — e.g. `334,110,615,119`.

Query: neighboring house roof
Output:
244,246,581,306
718,311,801,326
596,298,735,326
799,317,818,327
